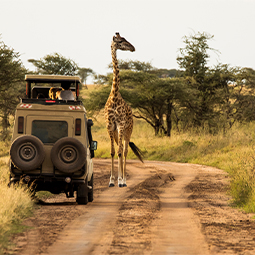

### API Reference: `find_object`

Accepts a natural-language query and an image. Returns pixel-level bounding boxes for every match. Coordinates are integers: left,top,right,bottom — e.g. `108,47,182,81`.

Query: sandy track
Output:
42,161,152,255
10,159,255,255
149,162,209,254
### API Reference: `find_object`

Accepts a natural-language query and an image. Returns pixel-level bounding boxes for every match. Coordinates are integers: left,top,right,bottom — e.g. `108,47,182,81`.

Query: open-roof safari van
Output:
9,75,97,204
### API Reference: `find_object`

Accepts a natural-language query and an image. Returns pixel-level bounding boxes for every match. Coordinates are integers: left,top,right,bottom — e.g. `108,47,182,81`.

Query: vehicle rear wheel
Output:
10,135,45,171
51,137,86,173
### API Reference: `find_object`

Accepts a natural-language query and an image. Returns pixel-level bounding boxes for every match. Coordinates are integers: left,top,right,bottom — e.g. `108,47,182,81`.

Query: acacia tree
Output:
78,67,94,85
176,32,255,132
119,71,186,136
28,53,78,76
177,32,220,128
0,39,26,139
217,66,255,129
86,64,185,136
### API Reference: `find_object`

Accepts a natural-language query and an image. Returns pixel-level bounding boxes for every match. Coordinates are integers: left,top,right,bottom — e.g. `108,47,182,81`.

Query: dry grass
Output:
0,154,33,253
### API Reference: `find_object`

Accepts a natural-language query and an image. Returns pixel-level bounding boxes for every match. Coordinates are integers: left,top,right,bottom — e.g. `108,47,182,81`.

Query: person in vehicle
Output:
49,87,61,100
58,82,75,100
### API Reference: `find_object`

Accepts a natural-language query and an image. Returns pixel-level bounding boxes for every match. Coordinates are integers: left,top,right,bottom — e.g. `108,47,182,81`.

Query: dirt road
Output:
10,159,255,255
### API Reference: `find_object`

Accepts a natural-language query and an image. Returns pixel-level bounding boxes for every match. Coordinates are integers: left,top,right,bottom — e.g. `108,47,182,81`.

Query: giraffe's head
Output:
112,32,135,52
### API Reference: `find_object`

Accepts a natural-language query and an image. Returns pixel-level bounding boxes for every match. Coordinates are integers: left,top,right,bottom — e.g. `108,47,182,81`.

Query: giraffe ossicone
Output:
104,32,143,188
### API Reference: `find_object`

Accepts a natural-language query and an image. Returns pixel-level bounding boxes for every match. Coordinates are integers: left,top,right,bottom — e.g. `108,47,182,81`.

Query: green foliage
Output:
0,39,26,140
93,73,110,85
84,85,111,115
175,32,255,133
121,72,185,136
28,53,78,76
177,32,214,78
78,67,94,85
177,32,220,128
87,68,186,136
108,60,155,72
151,68,180,78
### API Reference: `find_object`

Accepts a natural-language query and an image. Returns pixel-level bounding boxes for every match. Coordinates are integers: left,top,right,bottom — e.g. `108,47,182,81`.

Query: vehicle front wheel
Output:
88,174,93,202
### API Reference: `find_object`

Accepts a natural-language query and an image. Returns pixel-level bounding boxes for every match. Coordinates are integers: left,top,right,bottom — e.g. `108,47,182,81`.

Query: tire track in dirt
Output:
108,171,174,254
41,160,153,255
146,162,210,255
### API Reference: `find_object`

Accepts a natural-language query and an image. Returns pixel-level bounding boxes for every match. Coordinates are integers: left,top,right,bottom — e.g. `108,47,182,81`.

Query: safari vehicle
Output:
9,75,97,204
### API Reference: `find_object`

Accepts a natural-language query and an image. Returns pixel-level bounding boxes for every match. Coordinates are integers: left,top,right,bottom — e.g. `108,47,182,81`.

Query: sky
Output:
1,0,255,83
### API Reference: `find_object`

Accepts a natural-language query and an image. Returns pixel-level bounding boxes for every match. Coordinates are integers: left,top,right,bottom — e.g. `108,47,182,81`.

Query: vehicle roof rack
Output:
25,75,81,84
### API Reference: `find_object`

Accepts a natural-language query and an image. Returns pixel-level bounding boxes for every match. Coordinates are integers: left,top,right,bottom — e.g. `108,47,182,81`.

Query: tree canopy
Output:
78,67,94,85
28,53,79,76
0,39,26,139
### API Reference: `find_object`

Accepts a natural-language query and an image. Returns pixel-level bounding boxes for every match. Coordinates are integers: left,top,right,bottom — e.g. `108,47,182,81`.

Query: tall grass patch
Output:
0,160,33,253
229,151,255,212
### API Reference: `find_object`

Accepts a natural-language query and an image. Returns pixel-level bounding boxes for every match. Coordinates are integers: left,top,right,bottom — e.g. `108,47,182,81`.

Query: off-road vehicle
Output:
9,75,97,204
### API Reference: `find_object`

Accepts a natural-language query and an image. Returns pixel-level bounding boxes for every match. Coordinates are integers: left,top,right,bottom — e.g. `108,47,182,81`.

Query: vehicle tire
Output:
88,174,93,202
76,183,88,205
51,137,86,173
10,135,45,171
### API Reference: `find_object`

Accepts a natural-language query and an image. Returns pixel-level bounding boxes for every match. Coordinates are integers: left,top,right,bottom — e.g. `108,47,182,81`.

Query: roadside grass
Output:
88,111,255,213
0,159,33,253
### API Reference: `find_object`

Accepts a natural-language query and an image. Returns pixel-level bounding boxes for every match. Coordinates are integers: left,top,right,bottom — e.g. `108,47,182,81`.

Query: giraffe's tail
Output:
129,142,144,163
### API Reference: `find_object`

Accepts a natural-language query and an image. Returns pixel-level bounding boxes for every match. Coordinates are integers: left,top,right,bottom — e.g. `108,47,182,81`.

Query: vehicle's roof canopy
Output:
25,75,81,84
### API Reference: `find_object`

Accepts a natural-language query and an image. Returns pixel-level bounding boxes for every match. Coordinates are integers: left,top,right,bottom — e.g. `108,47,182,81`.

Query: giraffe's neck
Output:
111,45,120,96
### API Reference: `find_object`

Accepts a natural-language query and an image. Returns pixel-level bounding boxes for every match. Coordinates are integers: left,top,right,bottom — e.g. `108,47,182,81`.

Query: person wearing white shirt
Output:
58,82,75,100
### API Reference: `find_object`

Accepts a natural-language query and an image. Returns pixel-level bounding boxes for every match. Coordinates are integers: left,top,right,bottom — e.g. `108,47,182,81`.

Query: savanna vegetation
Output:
1,31,255,252
86,32,255,212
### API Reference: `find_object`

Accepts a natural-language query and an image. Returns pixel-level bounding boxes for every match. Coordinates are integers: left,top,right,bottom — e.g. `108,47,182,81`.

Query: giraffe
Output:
105,32,143,188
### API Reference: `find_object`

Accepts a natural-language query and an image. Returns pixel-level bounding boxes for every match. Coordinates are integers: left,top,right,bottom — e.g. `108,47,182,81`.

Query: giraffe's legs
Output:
109,153,115,187
108,130,115,187
122,140,129,187
117,126,124,187
118,154,123,187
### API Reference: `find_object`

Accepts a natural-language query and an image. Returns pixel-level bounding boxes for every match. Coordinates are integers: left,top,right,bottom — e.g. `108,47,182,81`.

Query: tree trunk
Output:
155,122,159,136
173,106,180,133
166,100,173,137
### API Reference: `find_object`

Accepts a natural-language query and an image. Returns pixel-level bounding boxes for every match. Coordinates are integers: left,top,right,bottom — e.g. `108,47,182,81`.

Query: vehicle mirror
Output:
91,141,97,150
